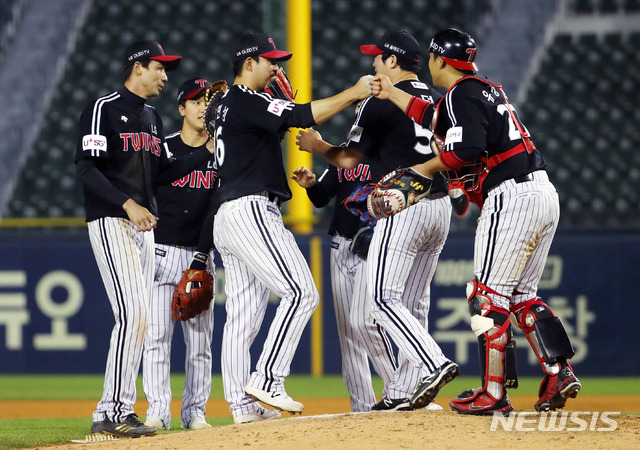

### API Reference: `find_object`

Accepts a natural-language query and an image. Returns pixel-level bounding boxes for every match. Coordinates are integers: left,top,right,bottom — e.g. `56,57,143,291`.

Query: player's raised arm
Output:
296,128,364,170
372,74,435,127
309,75,373,124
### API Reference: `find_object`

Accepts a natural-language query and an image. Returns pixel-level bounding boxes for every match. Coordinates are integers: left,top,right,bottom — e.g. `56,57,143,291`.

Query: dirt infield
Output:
2,395,639,420
6,396,640,449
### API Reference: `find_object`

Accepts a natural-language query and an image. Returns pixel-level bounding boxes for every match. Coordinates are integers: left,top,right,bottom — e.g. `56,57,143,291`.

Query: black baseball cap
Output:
177,78,210,103
231,31,292,62
123,40,182,71
360,31,420,63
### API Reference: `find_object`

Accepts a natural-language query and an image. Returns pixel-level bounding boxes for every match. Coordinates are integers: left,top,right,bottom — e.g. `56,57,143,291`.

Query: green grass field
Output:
0,375,638,449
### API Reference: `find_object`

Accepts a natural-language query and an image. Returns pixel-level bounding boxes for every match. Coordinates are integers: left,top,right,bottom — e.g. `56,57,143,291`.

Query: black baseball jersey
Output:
305,164,373,239
344,79,447,193
213,84,315,204
75,88,211,221
153,132,217,247
410,74,546,193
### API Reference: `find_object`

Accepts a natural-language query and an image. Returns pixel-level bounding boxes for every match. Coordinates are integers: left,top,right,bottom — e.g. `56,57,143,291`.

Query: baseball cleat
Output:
185,416,211,430
245,386,304,413
371,396,412,411
234,406,282,424
534,365,581,412
101,413,158,438
449,388,513,416
90,420,104,435
410,361,459,409
144,416,167,430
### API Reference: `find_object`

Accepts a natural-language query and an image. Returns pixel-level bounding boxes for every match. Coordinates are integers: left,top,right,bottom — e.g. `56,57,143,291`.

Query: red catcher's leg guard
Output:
511,298,581,410
510,298,575,375
450,281,513,416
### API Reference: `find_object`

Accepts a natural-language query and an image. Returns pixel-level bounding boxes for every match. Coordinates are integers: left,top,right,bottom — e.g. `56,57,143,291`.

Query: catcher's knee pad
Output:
511,298,575,366
466,280,517,398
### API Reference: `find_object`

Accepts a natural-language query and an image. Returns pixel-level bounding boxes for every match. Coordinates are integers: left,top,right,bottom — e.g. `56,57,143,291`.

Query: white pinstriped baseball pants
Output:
367,195,452,385
142,244,215,428
214,195,319,417
330,235,396,412
88,217,154,424
475,170,560,309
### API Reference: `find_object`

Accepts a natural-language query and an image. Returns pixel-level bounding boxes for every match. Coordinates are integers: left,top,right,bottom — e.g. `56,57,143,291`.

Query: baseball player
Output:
142,78,217,431
210,30,372,420
75,40,214,437
372,28,581,414
296,31,458,411
291,164,398,412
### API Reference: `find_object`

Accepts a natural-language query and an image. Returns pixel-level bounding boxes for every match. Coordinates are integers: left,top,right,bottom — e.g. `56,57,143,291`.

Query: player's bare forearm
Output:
296,129,363,169
321,146,363,169
310,75,373,124
372,75,412,111
412,157,448,179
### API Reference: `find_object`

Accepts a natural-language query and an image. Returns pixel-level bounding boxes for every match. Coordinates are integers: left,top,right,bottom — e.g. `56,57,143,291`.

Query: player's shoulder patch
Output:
445,126,463,145
267,99,294,117
82,134,107,157
347,125,364,143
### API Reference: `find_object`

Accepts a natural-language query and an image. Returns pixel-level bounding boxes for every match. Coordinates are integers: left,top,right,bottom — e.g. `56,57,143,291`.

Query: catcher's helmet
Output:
429,28,478,72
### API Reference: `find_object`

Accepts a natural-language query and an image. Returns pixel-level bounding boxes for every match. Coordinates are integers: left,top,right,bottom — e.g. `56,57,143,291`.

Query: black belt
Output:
514,173,533,183
258,191,280,205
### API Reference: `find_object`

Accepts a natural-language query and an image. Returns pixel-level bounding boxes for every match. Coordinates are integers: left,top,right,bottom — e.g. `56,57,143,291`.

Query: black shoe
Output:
102,413,158,438
372,396,413,411
90,421,104,434
410,361,460,409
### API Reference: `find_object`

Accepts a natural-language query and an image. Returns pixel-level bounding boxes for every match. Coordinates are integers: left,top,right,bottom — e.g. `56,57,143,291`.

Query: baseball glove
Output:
171,269,214,321
265,68,296,102
367,168,433,220
203,79,229,141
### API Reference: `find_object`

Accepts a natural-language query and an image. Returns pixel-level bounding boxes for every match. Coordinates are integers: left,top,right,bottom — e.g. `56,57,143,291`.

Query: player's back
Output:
213,85,294,204
438,75,545,191
346,80,446,191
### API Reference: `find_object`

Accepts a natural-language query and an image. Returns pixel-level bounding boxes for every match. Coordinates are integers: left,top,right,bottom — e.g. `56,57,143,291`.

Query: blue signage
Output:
0,232,637,376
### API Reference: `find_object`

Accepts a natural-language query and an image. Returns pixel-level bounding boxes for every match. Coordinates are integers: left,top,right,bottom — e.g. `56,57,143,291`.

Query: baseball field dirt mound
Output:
61,409,640,449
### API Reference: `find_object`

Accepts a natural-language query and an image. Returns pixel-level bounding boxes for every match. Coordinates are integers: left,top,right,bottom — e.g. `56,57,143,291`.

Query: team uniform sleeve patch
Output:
347,125,363,143
82,134,107,157
445,126,463,145
267,99,294,117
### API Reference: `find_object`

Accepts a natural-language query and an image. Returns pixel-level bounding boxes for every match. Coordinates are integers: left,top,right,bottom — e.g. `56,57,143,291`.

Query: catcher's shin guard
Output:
449,280,513,415
511,298,575,375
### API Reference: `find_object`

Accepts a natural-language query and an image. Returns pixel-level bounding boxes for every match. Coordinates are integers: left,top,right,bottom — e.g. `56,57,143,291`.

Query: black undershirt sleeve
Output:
76,159,129,208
